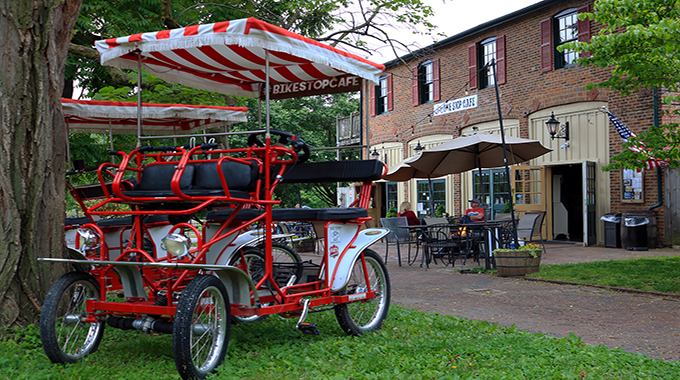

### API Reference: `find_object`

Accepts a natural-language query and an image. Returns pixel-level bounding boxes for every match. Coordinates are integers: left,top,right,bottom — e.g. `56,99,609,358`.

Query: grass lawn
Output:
527,256,680,293
2,305,678,379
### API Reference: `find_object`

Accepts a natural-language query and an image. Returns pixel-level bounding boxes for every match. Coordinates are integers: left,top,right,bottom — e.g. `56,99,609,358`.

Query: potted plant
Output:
386,207,398,218
435,204,446,217
492,243,542,277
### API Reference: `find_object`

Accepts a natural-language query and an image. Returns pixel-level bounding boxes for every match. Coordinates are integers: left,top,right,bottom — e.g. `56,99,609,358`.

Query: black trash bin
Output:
601,213,622,248
624,217,649,251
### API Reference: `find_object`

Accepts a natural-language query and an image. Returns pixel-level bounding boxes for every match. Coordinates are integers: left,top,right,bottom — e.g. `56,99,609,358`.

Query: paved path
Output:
372,242,680,362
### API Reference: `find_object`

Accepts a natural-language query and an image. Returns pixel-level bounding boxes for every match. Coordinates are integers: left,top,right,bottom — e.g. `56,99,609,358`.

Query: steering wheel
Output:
247,129,310,163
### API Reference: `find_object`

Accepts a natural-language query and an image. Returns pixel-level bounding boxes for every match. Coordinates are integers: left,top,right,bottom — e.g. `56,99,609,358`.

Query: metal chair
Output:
379,217,419,266
516,211,547,254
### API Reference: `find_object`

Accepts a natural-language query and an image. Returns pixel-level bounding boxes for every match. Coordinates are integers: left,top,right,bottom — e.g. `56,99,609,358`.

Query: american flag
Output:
604,109,667,171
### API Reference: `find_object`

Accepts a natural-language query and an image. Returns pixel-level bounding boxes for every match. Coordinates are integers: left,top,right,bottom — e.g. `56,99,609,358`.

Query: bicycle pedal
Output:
296,322,320,335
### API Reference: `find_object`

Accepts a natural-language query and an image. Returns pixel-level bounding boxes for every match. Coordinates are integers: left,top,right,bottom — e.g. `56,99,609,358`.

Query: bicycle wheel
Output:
334,249,391,336
228,247,265,284
173,275,230,380
40,271,105,364
257,242,303,287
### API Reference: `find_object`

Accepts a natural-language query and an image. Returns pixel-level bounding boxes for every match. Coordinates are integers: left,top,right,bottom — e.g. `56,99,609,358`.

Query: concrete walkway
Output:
372,242,680,362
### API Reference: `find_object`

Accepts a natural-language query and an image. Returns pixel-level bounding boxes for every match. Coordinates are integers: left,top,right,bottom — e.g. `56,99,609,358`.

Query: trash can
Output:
601,213,622,248
621,210,657,249
624,217,649,251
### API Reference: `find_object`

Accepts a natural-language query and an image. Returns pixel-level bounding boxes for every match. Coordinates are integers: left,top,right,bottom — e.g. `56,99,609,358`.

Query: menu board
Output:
622,168,643,203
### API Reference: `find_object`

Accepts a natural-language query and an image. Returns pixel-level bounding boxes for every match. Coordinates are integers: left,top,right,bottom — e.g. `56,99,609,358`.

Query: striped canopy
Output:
95,17,385,97
62,99,248,135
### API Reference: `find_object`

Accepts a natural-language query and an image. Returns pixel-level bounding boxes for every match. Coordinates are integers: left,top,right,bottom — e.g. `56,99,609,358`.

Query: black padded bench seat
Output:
206,207,368,222
96,215,169,227
283,160,384,183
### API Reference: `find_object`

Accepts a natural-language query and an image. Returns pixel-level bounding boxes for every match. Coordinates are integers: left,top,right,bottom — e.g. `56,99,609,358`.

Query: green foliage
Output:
562,0,680,171
434,204,446,217
3,307,680,378
529,255,680,293
386,207,398,217
494,243,542,258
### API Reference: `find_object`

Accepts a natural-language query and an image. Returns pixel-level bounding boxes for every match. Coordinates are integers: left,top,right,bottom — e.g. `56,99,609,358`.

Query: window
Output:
419,61,434,103
468,36,505,89
386,182,398,210
554,9,578,69
416,179,445,217
473,169,510,220
480,38,496,88
541,6,590,72
370,74,392,116
412,59,440,106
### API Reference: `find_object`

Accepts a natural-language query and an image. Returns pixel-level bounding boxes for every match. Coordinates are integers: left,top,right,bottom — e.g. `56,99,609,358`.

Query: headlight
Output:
77,228,100,250
161,233,191,257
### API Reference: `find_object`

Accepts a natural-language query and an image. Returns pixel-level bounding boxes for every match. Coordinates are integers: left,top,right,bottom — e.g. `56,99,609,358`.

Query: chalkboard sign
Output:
622,168,643,203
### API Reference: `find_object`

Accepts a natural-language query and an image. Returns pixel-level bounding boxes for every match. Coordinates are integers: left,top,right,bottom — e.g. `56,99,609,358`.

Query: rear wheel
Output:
40,272,105,364
173,275,230,380
334,249,390,336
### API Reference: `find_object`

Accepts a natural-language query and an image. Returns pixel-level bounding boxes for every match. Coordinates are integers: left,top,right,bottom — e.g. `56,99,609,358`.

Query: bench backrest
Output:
192,159,259,191
135,164,195,191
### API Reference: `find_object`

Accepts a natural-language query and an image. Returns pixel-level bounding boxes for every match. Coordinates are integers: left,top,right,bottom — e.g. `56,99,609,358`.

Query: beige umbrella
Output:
408,132,551,175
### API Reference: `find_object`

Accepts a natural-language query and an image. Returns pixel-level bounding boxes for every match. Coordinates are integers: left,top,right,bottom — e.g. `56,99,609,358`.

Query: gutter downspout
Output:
649,86,663,211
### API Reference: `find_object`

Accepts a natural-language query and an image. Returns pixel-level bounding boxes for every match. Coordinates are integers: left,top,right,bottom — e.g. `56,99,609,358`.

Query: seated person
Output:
398,201,420,226
462,199,485,223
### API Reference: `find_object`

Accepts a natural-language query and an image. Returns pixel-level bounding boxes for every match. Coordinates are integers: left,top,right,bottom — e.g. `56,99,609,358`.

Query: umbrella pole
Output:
492,59,519,246
428,175,434,217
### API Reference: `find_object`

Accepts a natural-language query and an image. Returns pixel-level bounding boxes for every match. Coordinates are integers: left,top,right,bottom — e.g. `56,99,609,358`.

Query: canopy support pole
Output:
492,59,519,246
136,54,142,148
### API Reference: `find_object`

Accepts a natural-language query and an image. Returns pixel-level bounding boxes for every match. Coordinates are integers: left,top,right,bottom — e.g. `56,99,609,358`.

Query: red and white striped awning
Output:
95,17,385,97
62,98,248,135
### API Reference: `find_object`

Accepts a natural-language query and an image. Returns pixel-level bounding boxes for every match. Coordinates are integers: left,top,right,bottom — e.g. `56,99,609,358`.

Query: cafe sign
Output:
433,95,478,117
265,74,362,100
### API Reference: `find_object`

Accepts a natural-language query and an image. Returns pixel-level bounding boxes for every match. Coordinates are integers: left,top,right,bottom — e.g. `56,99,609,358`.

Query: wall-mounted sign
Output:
433,95,478,117
265,74,362,100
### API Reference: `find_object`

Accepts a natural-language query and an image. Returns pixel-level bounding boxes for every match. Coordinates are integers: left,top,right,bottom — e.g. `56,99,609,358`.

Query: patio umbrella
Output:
408,132,551,175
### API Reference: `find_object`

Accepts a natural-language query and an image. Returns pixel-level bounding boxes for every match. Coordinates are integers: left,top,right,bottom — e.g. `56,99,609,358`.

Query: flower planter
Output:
493,249,542,277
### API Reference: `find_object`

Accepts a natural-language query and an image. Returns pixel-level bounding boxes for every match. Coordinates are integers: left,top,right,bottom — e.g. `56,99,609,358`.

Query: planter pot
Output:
493,249,541,277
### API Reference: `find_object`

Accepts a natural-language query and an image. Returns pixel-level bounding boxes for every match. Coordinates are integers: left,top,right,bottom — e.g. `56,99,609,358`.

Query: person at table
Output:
463,199,485,223
398,201,420,226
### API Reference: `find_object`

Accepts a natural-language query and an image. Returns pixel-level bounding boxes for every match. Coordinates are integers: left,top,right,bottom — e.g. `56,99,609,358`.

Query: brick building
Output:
363,0,668,246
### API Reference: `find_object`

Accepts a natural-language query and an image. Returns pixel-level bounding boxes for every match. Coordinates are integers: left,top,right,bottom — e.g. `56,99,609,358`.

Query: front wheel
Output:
173,275,230,380
40,271,105,364
334,249,391,336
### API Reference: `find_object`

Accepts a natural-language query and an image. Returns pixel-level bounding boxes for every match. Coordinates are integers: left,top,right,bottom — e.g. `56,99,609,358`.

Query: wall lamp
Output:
371,147,380,158
545,112,569,141
414,141,425,152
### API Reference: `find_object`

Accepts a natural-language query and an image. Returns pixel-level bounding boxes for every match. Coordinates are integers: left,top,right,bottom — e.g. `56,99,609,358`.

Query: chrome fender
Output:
327,226,389,292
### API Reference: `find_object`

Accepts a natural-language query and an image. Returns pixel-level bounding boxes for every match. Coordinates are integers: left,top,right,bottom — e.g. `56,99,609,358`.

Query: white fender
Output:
325,225,389,292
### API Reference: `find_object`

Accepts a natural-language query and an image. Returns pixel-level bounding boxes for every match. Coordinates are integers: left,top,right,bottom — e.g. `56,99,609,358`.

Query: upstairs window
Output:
370,73,392,116
412,59,440,106
541,6,591,72
554,9,578,69
468,36,505,90
480,37,496,88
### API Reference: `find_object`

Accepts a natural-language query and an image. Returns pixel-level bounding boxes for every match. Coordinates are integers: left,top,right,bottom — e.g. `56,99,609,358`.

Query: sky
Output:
367,0,543,64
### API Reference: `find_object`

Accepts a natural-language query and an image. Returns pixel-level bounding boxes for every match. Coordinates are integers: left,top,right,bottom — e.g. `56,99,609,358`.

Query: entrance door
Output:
584,161,596,246
512,166,546,213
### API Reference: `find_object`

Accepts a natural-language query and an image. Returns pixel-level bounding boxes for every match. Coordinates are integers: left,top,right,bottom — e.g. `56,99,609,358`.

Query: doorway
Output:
551,164,583,242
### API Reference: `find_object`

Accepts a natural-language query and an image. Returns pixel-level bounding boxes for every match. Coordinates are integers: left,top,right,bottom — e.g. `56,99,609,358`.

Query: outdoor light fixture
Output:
371,147,379,158
545,112,569,141
414,141,424,152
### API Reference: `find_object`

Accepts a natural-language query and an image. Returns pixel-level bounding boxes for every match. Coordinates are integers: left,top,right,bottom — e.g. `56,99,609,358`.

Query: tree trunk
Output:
0,0,82,327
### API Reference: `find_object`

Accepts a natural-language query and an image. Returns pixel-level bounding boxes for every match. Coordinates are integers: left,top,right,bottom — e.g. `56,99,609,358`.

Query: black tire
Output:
256,242,303,287
334,249,391,336
173,275,230,380
40,271,105,364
